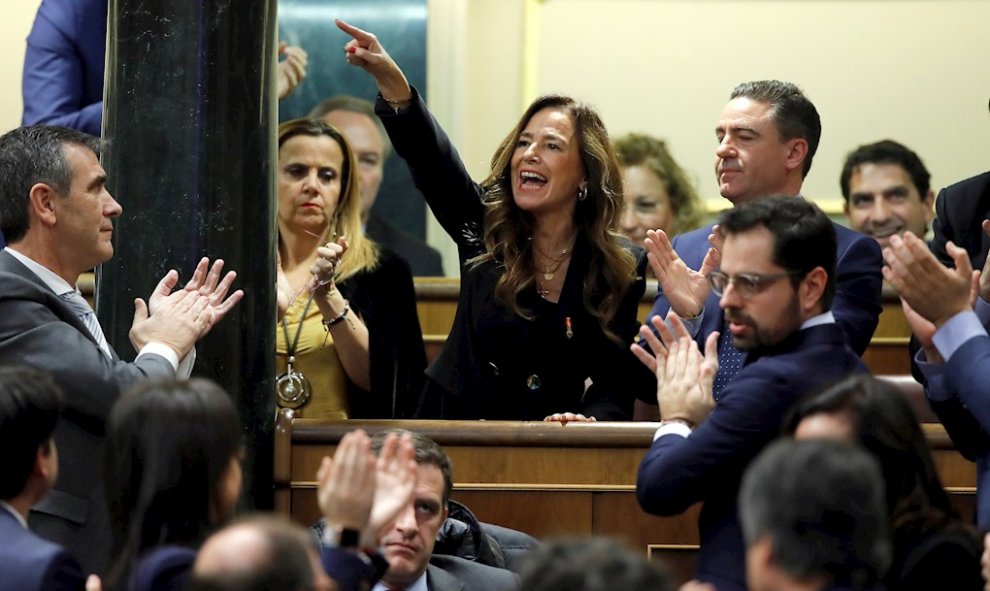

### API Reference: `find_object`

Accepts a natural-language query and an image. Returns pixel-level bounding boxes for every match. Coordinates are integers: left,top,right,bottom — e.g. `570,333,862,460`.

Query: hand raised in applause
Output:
148,257,243,326
632,314,718,426
277,41,308,100
335,19,412,104
883,232,976,328
129,289,211,357
366,431,417,546
645,228,720,319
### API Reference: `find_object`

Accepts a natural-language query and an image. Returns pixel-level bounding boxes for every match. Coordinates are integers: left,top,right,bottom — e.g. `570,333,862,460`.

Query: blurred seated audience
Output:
613,133,704,248
0,365,88,591
516,537,671,591
275,118,426,419
739,439,891,591
787,374,982,591
309,95,445,276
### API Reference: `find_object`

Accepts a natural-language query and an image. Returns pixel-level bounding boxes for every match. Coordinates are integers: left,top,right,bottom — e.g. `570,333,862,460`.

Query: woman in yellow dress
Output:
275,118,425,419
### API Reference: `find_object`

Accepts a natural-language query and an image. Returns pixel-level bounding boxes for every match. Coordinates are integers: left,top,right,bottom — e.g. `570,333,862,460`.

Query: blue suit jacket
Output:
21,0,107,135
636,323,868,591
0,506,85,591
933,335,990,529
648,221,883,359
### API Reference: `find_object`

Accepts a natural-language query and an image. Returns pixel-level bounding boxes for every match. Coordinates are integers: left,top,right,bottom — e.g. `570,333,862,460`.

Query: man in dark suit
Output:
0,125,242,575
635,197,868,591
740,439,890,591
310,95,444,276
0,365,87,591
362,430,517,591
644,80,881,400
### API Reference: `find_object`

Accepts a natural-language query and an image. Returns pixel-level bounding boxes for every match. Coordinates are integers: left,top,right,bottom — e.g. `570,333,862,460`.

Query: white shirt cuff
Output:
653,421,693,441
136,341,180,372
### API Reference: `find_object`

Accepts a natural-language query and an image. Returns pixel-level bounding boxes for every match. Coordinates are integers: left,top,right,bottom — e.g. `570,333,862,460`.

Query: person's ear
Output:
28,182,59,227
799,266,828,314
923,190,936,225
784,138,808,174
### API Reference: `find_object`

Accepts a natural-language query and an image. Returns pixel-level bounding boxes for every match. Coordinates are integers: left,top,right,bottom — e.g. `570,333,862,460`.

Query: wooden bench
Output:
273,413,973,583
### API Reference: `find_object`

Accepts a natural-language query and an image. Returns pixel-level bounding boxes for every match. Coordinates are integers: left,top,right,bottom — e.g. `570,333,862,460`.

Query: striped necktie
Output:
59,290,112,358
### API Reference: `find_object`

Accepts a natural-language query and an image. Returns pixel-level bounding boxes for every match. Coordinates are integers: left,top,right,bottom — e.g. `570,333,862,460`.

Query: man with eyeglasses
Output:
634,196,868,591
642,80,882,401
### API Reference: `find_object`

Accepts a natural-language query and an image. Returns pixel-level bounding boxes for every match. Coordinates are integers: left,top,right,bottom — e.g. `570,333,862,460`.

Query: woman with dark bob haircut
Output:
103,378,242,591
334,19,655,421
785,374,982,591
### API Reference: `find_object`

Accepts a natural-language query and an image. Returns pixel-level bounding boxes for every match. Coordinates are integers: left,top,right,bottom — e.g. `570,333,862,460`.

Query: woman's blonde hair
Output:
613,133,705,236
277,118,378,281
472,95,637,341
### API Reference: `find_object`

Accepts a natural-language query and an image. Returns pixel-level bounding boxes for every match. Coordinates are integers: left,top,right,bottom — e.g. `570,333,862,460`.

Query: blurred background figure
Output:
103,379,243,591
309,95,444,276
840,139,934,249
274,118,425,420
740,439,891,591
517,537,671,591
787,374,982,591
613,133,704,247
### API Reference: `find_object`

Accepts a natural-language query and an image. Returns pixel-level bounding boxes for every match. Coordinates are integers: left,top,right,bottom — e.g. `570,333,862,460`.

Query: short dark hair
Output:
308,94,392,159
785,374,956,537
839,140,931,203
517,537,671,591
0,366,63,499
104,378,242,590
718,196,837,309
730,81,821,178
187,515,316,591
372,429,452,505
740,439,891,589
0,125,102,243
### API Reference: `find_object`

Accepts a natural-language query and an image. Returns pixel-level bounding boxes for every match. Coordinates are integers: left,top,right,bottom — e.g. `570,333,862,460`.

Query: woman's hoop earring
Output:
577,186,588,201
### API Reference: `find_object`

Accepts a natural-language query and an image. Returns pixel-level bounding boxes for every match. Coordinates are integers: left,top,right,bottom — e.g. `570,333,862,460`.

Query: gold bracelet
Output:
321,300,350,331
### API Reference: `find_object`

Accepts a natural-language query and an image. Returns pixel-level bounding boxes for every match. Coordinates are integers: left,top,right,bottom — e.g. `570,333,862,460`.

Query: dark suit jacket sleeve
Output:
931,174,990,270
22,0,105,135
47,548,87,591
0,271,175,423
929,396,990,461
342,249,427,419
636,369,793,515
376,88,486,251
831,229,883,356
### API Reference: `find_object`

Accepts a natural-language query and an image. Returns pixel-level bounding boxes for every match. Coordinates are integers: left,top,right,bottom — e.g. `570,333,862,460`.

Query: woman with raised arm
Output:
275,118,426,419
336,20,655,421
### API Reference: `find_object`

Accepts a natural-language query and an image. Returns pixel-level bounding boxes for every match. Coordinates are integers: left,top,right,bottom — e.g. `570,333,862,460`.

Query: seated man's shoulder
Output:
429,555,518,591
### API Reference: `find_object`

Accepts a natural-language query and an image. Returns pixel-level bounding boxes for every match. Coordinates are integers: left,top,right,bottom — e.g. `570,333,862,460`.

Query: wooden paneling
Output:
274,415,975,559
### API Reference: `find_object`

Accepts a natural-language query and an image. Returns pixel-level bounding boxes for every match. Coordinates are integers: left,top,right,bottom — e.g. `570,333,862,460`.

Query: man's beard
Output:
725,294,802,352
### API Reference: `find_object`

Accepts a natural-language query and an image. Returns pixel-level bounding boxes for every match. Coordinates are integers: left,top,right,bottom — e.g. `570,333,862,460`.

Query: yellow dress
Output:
276,294,350,419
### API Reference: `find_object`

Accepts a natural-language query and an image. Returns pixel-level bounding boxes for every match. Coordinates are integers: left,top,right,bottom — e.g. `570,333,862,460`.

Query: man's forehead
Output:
415,462,446,498
850,162,916,190
721,228,777,270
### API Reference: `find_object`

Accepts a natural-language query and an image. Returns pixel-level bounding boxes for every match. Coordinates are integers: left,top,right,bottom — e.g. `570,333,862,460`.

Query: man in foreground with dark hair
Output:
0,124,242,574
0,365,86,591
740,439,891,591
644,80,881,400
635,197,868,591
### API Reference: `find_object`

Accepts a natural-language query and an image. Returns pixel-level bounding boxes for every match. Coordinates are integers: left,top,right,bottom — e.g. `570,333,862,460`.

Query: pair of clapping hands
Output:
316,429,418,549
884,222,990,363
129,258,243,358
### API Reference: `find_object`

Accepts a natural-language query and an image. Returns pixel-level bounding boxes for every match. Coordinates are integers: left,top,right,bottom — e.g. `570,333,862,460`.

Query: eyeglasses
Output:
706,270,801,298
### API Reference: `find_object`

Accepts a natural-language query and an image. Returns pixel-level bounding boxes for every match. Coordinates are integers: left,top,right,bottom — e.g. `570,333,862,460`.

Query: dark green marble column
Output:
98,0,278,508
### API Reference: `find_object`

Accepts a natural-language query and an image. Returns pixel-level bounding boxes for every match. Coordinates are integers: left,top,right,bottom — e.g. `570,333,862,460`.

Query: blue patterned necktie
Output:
712,319,744,400
59,290,112,358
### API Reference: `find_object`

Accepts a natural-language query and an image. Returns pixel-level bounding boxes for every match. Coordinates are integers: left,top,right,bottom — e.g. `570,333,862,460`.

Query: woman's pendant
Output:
275,357,312,409
544,271,554,281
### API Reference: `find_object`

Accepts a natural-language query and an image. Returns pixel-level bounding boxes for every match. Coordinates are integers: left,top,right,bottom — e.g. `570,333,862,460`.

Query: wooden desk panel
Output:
274,415,974,554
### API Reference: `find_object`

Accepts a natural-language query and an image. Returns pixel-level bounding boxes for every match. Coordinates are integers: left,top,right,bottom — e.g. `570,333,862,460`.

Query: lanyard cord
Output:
281,290,316,363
